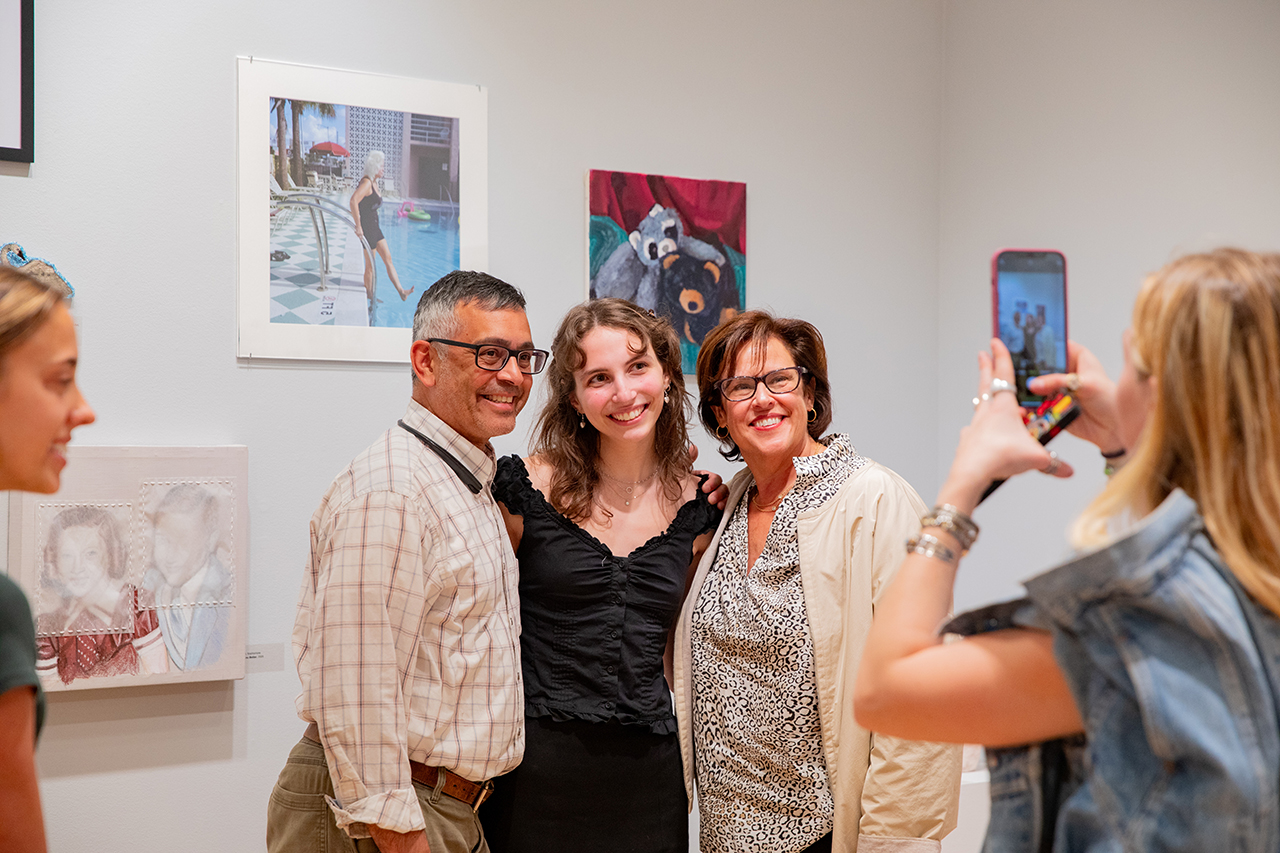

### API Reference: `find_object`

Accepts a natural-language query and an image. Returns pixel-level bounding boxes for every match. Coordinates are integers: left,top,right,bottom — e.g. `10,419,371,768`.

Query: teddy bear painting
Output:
588,169,746,373
655,251,742,350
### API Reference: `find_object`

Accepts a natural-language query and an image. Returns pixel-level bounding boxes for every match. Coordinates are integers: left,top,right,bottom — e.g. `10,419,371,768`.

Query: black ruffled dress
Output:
479,455,721,853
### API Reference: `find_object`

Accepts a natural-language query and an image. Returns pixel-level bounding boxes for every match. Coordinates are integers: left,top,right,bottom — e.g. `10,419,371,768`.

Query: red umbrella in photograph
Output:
309,141,349,156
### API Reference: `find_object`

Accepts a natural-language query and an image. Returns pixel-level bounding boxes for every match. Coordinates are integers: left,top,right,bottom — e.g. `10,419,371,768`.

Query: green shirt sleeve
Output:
0,575,45,736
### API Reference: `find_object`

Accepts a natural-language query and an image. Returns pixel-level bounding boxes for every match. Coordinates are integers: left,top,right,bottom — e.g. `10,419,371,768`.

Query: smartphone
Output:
978,249,1078,504
991,249,1069,407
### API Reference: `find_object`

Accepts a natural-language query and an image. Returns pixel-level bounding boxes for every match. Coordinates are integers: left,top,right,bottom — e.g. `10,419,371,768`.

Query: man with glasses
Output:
268,271,549,853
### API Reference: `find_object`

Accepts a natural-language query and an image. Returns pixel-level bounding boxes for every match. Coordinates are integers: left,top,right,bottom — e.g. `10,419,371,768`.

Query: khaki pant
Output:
266,736,490,853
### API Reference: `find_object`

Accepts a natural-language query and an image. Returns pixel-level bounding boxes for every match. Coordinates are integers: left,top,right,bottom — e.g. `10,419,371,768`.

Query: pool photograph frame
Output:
236,57,488,362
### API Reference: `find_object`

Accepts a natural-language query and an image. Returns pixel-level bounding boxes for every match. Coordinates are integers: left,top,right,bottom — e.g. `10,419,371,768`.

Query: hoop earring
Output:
808,408,817,423
716,426,730,440
579,413,586,429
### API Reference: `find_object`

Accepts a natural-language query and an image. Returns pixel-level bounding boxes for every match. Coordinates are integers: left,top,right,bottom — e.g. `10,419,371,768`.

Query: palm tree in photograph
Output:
271,97,289,186
290,101,337,188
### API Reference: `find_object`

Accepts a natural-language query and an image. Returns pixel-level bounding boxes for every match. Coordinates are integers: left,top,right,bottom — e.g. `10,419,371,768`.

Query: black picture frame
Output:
0,0,34,163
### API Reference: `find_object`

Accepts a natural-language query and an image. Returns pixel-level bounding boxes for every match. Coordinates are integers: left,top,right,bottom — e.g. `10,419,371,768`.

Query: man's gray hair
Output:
411,270,527,343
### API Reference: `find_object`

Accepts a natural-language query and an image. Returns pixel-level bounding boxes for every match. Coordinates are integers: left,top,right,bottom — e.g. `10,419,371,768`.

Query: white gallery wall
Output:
0,1,1277,851
939,0,1280,611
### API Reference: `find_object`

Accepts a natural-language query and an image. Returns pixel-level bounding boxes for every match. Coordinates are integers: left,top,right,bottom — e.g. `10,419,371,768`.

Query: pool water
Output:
370,209,460,328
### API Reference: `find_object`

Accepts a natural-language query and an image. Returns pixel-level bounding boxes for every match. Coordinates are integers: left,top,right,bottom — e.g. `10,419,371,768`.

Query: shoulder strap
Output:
397,420,482,495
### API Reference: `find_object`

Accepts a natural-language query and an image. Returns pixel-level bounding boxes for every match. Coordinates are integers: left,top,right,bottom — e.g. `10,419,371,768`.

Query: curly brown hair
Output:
695,310,833,461
531,299,692,523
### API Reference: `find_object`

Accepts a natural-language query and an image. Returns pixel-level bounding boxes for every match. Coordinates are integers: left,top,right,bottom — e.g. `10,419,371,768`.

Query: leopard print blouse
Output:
689,434,868,852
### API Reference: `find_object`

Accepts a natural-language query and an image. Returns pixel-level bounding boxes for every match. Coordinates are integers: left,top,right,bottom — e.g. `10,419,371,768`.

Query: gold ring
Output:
1065,373,1081,392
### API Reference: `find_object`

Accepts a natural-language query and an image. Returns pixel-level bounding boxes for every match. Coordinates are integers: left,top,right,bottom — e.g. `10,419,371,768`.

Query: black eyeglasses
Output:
428,338,550,375
715,366,809,402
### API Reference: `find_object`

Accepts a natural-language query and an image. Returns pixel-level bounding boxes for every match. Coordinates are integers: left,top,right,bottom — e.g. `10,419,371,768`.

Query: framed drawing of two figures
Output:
7,447,248,691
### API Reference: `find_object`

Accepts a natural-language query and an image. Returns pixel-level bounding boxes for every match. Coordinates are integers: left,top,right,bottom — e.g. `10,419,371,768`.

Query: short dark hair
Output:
695,310,833,461
412,270,527,343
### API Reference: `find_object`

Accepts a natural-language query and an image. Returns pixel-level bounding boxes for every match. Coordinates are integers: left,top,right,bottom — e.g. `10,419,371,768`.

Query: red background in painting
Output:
589,170,746,254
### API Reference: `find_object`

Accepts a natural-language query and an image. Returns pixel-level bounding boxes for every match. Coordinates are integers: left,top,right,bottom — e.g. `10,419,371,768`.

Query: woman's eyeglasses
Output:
715,366,809,401
428,339,550,375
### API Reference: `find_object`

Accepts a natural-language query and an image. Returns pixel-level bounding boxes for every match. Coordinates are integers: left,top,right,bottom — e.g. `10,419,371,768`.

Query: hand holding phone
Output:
1027,341,1128,455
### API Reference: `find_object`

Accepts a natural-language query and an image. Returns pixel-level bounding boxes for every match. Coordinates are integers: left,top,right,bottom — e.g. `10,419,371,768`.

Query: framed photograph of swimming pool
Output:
0,0,35,163
6,446,249,692
236,57,488,362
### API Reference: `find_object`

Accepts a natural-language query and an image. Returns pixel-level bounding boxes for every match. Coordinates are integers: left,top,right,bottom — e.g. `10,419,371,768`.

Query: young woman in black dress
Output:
479,299,721,852
347,149,412,306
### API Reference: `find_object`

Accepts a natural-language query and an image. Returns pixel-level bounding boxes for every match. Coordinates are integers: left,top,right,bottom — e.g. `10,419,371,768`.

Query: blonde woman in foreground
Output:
0,266,96,853
857,248,1280,852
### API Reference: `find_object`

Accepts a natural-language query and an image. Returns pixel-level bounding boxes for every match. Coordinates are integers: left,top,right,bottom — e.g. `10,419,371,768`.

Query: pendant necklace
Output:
598,466,659,507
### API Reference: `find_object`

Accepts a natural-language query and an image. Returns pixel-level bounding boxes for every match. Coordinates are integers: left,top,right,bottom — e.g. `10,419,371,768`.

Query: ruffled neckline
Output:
494,455,718,562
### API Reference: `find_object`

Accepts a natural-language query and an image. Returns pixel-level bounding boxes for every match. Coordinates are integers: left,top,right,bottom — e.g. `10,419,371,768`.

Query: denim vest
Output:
948,491,1280,852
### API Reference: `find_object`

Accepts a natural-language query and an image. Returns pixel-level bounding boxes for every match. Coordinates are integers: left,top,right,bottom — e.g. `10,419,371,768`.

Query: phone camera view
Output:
994,251,1067,407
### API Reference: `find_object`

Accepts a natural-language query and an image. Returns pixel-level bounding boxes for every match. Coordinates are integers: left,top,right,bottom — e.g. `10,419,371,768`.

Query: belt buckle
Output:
472,779,494,812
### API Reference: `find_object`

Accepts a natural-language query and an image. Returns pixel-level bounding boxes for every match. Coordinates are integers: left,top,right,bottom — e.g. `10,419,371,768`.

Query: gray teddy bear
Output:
592,204,725,311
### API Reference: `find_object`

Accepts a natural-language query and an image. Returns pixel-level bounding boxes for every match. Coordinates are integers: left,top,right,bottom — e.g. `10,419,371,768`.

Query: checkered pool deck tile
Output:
269,198,370,326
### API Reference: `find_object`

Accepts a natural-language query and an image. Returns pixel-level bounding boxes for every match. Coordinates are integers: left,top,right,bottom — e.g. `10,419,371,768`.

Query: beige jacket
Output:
674,459,961,852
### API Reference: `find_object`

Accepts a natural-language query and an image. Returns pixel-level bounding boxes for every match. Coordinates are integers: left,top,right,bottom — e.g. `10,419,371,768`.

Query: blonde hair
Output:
0,266,65,363
1073,248,1280,616
363,150,385,181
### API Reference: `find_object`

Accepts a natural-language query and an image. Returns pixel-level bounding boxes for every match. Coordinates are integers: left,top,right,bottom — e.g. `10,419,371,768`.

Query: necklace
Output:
598,466,659,508
750,484,790,513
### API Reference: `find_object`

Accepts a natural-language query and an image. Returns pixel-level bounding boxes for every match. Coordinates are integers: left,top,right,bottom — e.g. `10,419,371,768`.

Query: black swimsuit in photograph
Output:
479,455,720,853
356,178,384,246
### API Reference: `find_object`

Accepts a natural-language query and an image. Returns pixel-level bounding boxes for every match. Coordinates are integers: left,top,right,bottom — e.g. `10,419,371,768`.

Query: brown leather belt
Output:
302,722,494,812
407,761,494,811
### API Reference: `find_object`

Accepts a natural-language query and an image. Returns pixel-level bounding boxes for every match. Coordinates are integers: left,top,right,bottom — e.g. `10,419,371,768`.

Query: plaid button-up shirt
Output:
293,401,523,836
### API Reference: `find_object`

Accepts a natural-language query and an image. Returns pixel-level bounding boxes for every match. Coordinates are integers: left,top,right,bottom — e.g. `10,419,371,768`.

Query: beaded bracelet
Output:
919,504,979,554
906,533,958,565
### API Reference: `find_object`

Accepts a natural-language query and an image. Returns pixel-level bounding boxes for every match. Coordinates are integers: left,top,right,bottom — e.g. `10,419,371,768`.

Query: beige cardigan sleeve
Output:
855,467,961,849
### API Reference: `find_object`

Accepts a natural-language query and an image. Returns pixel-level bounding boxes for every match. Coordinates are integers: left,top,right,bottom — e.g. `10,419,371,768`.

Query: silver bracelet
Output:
906,533,959,565
920,504,979,554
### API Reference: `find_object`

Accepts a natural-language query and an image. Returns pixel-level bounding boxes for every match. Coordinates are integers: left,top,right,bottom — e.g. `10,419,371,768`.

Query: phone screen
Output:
992,250,1067,407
